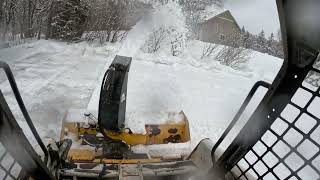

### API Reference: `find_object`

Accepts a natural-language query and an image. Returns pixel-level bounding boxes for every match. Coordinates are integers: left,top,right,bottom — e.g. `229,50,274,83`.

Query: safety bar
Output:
0,61,48,163
211,81,271,158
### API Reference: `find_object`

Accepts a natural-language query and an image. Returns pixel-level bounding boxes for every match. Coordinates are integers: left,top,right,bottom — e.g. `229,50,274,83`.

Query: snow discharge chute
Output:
59,55,191,164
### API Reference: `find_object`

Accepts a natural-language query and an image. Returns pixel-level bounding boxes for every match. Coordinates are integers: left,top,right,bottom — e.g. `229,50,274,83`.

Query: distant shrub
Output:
215,46,253,69
145,27,167,53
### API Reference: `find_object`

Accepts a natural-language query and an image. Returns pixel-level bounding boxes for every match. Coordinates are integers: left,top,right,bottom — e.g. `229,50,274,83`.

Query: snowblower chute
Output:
60,55,190,163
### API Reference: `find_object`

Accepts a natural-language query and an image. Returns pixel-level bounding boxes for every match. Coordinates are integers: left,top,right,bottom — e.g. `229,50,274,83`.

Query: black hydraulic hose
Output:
211,81,271,159
0,61,48,163
98,69,110,124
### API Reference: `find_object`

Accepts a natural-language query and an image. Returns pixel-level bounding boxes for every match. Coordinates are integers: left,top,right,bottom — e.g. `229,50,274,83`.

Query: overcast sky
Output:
224,0,280,37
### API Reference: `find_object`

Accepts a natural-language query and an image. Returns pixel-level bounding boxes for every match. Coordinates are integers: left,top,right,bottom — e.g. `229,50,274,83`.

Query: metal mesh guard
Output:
0,142,22,180
228,63,320,180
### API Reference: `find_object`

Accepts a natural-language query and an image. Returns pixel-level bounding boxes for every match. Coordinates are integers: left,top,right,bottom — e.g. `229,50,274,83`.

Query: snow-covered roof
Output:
201,4,226,21
200,9,241,31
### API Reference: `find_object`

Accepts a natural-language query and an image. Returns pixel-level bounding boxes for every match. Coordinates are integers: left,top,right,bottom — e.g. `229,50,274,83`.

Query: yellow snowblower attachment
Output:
60,111,190,163
104,112,190,145
59,56,190,164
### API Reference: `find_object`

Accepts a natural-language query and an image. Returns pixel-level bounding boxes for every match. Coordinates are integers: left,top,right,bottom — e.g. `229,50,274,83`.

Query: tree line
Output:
0,0,87,41
0,0,139,43
241,27,284,59
0,0,284,60
0,0,225,43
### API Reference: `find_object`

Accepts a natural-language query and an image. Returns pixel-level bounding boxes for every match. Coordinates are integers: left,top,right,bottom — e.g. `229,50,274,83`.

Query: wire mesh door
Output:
0,142,23,180
0,91,54,180
209,0,320,179
228,60,320,179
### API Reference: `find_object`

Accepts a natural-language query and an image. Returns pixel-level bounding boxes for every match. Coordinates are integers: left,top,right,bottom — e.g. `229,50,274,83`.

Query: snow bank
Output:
134,40,283,81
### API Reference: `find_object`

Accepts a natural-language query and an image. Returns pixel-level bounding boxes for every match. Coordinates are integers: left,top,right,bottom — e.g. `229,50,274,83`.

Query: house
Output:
196,10,241,47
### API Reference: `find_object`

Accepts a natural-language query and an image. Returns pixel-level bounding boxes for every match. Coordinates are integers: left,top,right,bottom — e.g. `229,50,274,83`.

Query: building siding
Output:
197,11,241,47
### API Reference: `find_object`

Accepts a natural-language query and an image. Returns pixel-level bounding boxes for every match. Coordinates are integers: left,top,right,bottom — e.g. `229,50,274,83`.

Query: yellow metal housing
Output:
61,111,190,164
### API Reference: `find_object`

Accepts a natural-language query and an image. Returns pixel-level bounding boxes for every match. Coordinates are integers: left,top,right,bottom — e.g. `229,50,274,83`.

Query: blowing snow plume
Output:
87,1,188,120
118,1,187,57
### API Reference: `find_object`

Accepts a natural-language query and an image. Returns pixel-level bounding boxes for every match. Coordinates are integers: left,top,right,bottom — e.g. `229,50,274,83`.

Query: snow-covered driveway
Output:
0,40,111,147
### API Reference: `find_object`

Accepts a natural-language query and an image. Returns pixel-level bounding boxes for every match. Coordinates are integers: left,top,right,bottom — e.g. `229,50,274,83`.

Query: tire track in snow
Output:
0,45,101,118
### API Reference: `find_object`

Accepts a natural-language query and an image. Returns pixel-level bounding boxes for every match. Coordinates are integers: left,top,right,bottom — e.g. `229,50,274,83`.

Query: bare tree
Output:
45,0,55,40
1,0,16,40
145,27,167,53
0,0,138,45
201,43,218,59
0,0,55,43
215,46,252,69
84,0,133,44
25,0,36,38
170,31,186,56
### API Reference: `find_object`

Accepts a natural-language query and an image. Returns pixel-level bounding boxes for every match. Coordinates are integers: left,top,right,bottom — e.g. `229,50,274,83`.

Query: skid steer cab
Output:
1,0,320,179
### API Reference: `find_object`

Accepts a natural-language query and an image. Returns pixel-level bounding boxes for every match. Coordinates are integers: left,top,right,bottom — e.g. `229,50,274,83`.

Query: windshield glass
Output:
0,0,292,179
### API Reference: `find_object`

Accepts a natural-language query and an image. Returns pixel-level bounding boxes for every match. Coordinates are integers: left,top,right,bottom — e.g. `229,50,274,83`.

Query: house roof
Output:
201,10,241,31
202,5,226,21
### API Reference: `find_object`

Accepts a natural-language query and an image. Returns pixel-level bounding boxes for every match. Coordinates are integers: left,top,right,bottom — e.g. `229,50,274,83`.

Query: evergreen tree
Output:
275,29,284,58
258,30,265,40
266,33,274,54
257,30,267,53
269,33,274,41
277,29,282,41
243,31,250,48
51,0,88,41
241,26,246,34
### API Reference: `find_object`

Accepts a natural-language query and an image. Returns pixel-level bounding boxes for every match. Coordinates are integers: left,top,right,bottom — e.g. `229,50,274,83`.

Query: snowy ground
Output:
0,40,114,150
86,3,283,154
0,1,283,159
2,2,320,180
0,38,282,155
